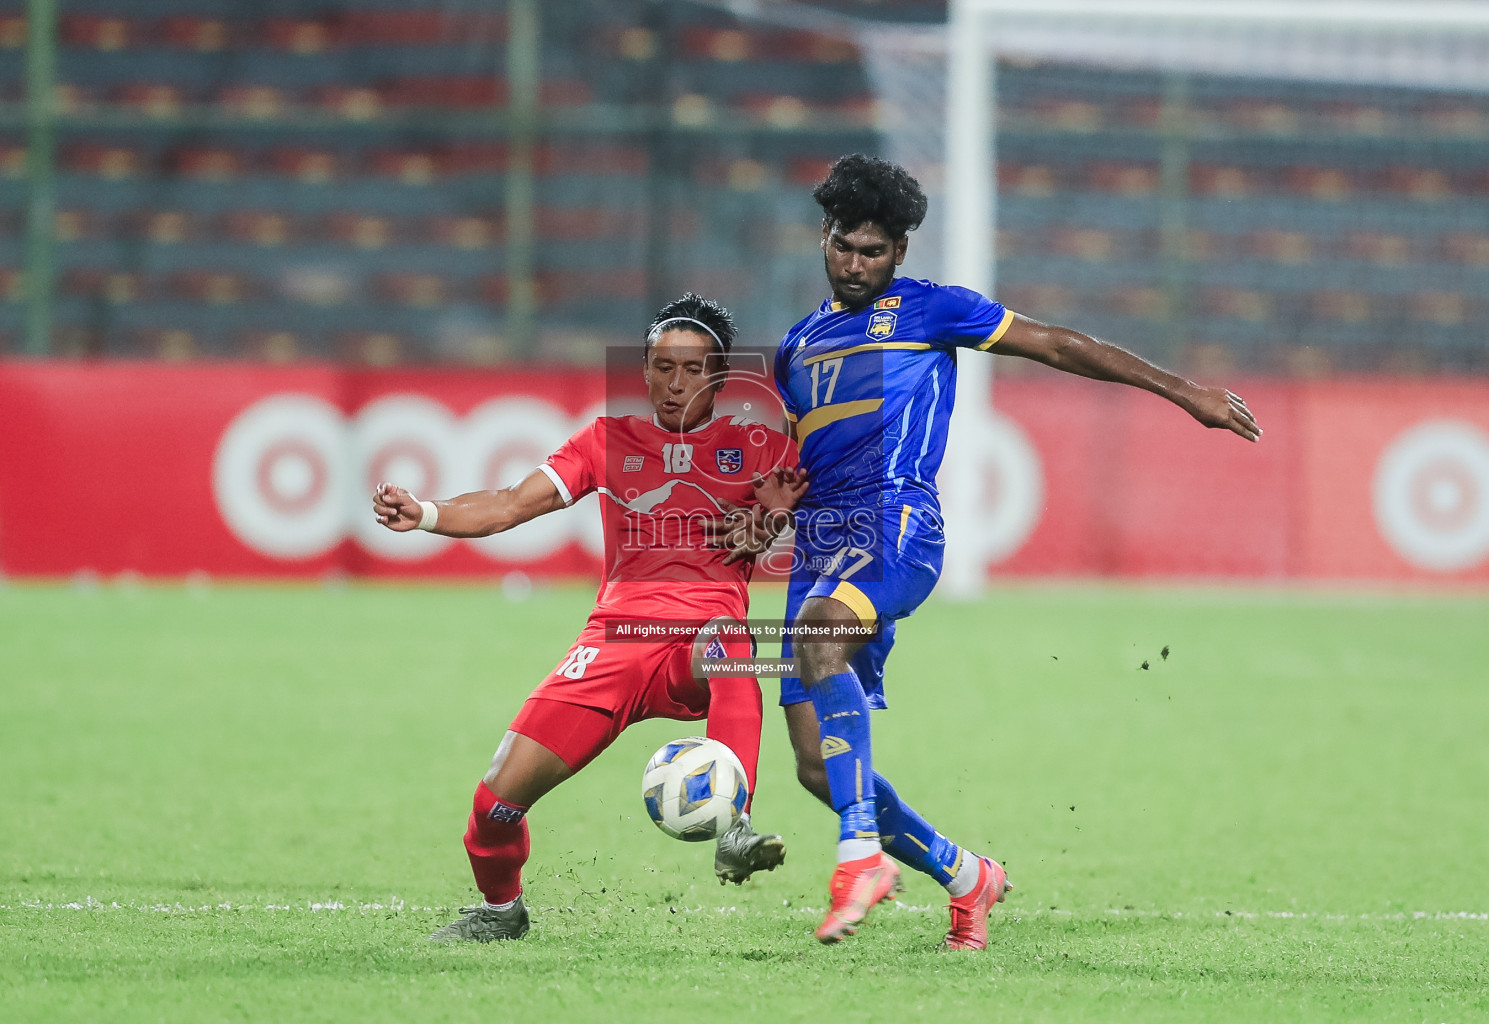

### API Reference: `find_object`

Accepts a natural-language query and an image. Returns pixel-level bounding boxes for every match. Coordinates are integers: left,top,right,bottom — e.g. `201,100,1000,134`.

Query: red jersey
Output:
541,414,797,623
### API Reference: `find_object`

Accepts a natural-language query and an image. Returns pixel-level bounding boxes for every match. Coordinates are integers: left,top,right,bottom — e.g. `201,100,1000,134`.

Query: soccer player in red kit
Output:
373,294,805,943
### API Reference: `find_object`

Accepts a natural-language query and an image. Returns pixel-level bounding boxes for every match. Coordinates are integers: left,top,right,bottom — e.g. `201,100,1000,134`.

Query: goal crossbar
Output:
958,0,1489,34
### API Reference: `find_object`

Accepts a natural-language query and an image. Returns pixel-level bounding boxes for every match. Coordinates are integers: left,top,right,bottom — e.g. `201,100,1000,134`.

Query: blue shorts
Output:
779,500,945,709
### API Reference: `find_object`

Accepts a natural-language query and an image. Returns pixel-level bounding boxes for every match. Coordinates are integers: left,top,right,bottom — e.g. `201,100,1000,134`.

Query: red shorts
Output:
510,618,751,771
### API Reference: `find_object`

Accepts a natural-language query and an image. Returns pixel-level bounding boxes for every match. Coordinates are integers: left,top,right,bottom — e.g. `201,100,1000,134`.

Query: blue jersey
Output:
773,277,1013,513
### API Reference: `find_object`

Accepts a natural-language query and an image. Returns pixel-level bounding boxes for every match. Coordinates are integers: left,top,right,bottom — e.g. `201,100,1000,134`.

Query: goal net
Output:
856,0,1489,592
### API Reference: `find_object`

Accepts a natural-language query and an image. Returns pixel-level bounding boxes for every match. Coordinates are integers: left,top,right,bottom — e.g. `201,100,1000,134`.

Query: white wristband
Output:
416,500,439,532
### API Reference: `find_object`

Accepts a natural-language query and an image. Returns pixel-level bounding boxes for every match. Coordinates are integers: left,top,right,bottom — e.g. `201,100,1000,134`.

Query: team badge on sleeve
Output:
867,310,897,338
715,448,743,474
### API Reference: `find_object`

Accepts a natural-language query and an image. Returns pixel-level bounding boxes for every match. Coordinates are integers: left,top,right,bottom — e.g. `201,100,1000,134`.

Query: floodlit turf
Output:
3,580,1487,1022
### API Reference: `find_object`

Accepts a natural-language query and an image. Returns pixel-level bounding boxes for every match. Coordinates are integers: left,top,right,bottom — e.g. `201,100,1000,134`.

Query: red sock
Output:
705,676,762,813
464,782,530,905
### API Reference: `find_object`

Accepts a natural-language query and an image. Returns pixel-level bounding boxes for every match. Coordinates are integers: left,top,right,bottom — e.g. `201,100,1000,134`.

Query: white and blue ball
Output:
641,737,748,842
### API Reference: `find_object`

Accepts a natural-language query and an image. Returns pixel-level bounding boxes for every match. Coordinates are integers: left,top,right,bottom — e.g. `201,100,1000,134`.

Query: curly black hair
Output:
812,154,928,238
645,292,736,355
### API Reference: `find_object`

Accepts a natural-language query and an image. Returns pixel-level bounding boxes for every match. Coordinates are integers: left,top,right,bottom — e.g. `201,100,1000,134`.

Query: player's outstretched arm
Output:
372,470,566,538
993,314,1262,442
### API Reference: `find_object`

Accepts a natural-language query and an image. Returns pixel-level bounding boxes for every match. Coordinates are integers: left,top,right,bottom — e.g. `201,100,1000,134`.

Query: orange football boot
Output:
814,852,904,944
941,856,1011,951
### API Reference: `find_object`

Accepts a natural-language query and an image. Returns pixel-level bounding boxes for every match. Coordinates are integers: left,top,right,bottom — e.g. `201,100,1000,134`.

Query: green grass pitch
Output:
3,580,1487,1022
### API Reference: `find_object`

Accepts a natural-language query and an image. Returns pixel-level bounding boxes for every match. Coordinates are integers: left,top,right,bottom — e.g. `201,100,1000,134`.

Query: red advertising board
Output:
0,362,607,578
3,362,1488,583
1295,381,1489,580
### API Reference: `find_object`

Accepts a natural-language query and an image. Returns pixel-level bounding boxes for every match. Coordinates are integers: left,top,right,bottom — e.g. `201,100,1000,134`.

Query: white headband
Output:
647,316,724,352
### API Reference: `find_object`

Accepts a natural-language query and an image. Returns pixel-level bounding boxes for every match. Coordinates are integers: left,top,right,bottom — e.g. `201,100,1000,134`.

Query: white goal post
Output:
938,0,1489,596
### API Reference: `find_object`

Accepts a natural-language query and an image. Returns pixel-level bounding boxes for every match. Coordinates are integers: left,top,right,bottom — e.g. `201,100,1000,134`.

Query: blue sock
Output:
873,772,967,888
807,670,878,859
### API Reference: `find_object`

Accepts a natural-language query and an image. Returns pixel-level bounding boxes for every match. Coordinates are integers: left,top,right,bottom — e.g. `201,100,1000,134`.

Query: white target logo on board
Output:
213,393,591,562
1373,419,1489,572
349,396,461,561
463,396,580,562
970,412,1044,563
214,394,350,559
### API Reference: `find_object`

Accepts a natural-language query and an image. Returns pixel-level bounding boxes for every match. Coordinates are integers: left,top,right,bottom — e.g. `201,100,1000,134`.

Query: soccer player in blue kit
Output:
769,155,1262,948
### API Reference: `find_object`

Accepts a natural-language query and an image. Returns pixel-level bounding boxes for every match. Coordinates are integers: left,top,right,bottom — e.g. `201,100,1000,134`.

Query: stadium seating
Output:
0,1,1482,372
0,0,873,360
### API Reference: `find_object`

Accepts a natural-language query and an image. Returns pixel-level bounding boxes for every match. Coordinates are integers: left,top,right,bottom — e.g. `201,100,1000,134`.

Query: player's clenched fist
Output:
373,482,423,531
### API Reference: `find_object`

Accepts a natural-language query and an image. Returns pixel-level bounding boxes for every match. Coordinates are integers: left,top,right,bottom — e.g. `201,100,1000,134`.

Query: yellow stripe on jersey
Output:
943,847,964,880
975,307,1017,350
795,398,882,445
803,341,933,366
897,504,913,548
829,580,877,627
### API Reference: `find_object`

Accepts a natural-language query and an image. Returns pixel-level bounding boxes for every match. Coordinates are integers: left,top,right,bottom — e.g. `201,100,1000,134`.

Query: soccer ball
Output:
641,737,748,842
